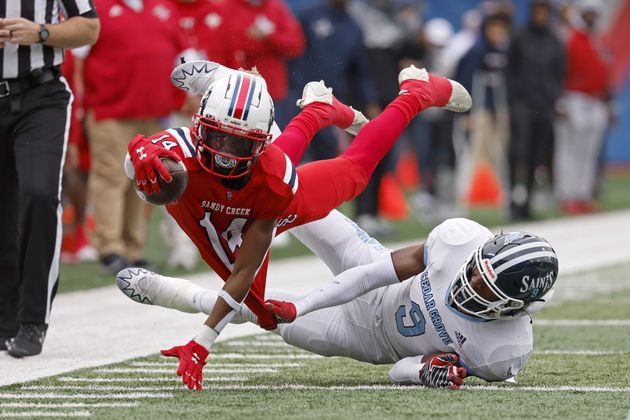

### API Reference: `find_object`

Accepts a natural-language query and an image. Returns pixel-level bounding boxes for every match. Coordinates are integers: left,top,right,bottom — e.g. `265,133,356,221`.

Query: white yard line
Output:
0,411,91,418
1,210,630,387
58,376,247,383
94,367,276,374
537,350,629,355
0,403,139,408
19,386,206,392
222,341,293,347
534,319,630,326
466,385,630,393
212,353,323,359
0,393,172,399
130,362,303,368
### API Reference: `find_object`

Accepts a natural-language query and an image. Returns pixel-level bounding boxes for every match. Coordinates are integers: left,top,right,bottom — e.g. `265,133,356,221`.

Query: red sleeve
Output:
195,2,239,68
169,1,190,110
229,1,305,59
251,146,297,220
255,183,294,220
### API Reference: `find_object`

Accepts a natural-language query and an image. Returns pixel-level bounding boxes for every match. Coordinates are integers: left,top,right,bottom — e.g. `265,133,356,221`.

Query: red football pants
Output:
253,94,425,328
275,98,415,232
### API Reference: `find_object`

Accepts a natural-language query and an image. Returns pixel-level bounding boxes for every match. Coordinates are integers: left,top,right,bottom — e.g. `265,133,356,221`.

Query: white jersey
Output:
379,218,533,381
276,215,534,382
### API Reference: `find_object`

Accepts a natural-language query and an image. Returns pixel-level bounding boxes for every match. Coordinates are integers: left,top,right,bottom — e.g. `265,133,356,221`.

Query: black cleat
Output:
130,259,158,273
101,253,130,275
0,336,12,351
6,323,48,358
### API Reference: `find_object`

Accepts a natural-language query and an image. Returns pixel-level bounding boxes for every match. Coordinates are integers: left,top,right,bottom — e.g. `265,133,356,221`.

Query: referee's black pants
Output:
0,77,71,336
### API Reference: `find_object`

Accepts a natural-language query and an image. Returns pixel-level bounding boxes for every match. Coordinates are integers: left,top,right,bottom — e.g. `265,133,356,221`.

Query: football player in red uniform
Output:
125,65,471,390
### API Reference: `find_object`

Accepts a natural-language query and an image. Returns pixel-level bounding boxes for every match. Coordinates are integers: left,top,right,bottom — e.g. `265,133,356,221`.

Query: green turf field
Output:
2,264,629,419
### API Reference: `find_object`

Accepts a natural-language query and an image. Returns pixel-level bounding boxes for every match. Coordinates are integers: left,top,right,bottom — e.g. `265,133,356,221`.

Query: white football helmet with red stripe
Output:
193,71,274,179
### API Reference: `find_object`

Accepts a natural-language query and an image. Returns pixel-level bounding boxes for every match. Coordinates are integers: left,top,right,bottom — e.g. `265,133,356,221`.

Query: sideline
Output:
2,209,630,386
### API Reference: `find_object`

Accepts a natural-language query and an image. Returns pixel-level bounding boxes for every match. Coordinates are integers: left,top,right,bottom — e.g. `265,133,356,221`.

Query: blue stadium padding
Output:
605,76,630,163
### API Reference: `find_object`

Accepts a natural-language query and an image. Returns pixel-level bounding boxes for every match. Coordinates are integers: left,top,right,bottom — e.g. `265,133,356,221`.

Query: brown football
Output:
138,157,189,205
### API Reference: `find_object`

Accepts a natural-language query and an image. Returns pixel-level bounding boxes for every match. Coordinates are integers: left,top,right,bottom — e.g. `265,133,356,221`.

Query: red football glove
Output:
128,134,181,195
264,299,297,323
256,310,279,331
419,353,468,390
160,340,209,391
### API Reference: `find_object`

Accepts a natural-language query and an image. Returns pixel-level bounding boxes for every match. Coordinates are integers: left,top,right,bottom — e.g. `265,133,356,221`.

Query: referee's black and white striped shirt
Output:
1,0,97,79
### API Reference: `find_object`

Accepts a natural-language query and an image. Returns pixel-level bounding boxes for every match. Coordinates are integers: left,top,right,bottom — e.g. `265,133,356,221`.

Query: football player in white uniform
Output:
117,209,558,390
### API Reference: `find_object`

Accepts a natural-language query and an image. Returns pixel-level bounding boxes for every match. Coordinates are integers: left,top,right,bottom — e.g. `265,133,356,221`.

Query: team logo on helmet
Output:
502,232,525,245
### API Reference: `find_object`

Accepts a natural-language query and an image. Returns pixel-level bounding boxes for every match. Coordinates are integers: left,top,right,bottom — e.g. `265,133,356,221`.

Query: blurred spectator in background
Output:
285,0,320,14
439,9,482,80
61,50,97,264
82,0,188,274
441,9,482,214
554,0,613,215
506,0,565,220
287,0,378,160
172,0,235,69
455,10,511,214
347,0,420,236
410,17,457,223
228,0,305,103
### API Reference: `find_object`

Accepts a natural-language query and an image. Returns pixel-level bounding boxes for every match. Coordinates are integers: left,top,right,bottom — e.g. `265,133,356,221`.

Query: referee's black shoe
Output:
6,323,48,358
0,336,12,351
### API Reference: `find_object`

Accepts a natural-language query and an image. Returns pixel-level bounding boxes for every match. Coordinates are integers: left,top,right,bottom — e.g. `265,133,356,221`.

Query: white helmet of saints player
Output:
448,232,559,320
192,72,274,179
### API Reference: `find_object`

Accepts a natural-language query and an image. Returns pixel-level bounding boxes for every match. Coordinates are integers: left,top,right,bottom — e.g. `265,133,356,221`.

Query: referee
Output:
0,1,99,357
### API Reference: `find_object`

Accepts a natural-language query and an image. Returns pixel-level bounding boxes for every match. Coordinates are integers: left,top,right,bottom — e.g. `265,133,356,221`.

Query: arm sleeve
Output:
60,0,98,18
461,351,532,382
294,253,398,316
388,356,423,385
459,320,533,382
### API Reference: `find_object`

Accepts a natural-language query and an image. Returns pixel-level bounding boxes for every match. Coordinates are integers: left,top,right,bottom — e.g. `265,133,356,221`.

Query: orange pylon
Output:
465,161,503,207
378,173,410,219
396,151,420,190
61,204,76,252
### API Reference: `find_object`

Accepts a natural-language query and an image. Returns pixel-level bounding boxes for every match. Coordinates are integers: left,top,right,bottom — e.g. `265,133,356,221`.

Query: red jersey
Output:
564,29,611,97
84,0,188,120
225,0,305,100
145,127,297,321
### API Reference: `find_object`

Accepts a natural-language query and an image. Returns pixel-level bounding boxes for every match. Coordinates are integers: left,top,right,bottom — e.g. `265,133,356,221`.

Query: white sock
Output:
140,275,206,314
193,289,219,315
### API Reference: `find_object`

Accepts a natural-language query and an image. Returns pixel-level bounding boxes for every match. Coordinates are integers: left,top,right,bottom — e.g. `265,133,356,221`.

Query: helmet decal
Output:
227,74,258,121
502,232,525,245
490,240,556,275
